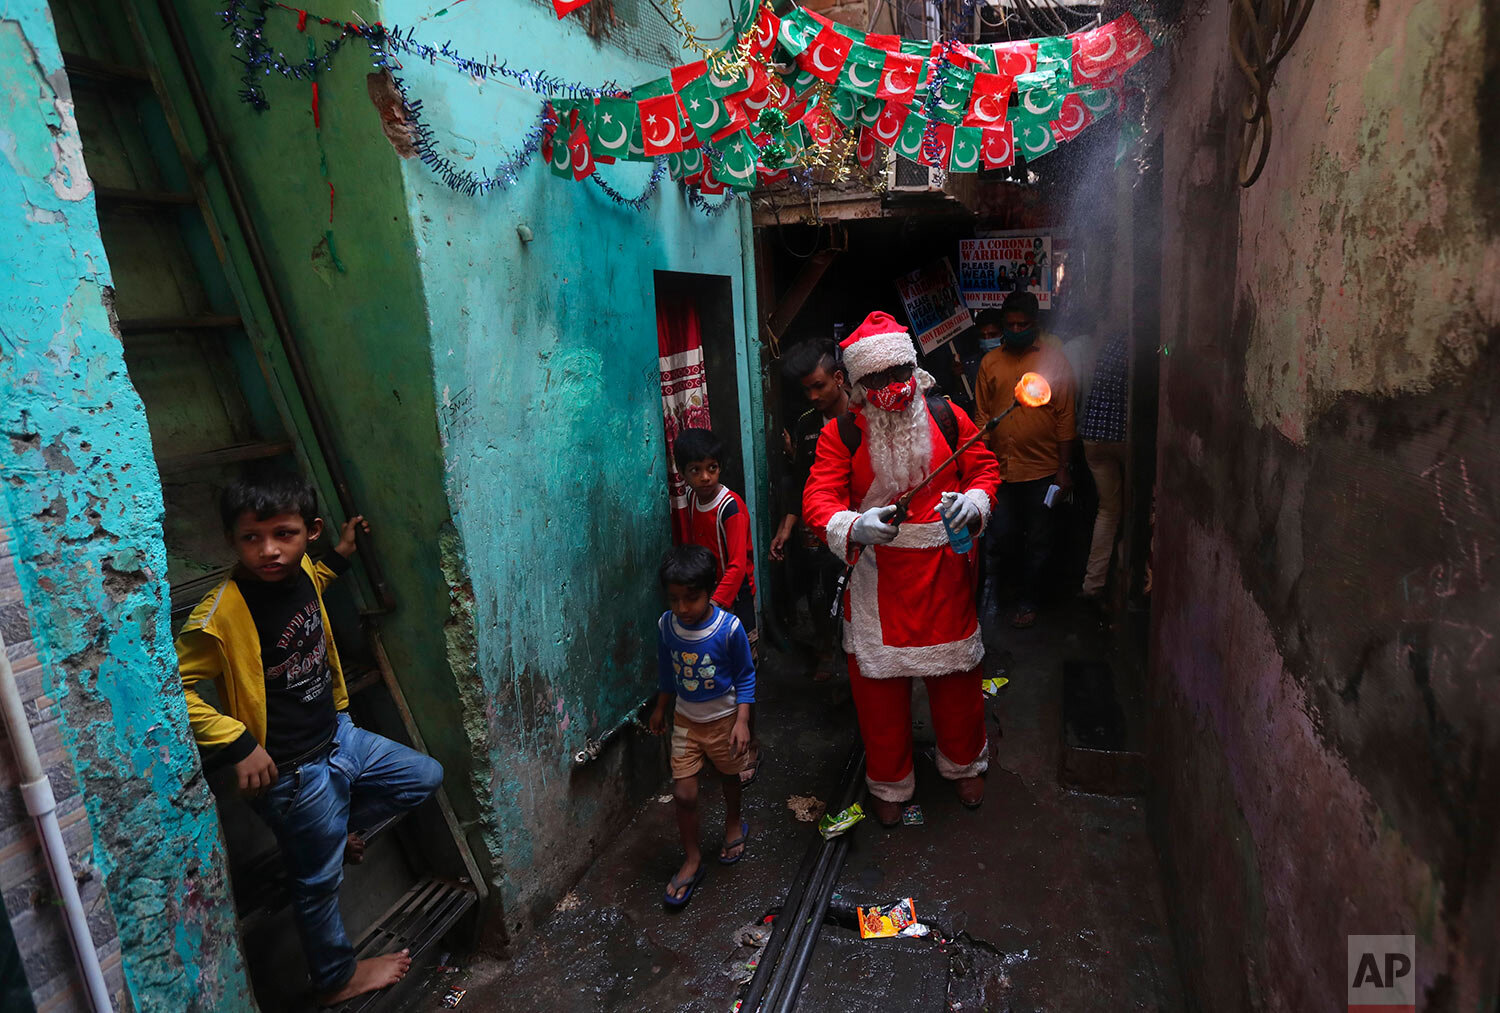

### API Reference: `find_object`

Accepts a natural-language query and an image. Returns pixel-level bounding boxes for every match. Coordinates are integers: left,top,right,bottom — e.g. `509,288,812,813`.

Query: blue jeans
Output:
254,713,442,992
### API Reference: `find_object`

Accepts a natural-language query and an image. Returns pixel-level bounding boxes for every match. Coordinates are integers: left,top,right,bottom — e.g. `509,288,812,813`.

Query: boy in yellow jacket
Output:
177,470,442,1004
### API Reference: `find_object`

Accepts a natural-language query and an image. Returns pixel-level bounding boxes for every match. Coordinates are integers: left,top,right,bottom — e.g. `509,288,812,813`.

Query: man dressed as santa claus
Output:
803,310,1002,827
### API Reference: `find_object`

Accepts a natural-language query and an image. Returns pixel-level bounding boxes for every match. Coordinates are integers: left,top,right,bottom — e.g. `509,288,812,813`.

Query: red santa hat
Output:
839,310,917,386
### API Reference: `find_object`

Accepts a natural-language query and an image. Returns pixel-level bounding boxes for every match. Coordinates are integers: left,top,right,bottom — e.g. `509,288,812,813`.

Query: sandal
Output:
663,863,707,908
739,748,762,788
719,820,750,865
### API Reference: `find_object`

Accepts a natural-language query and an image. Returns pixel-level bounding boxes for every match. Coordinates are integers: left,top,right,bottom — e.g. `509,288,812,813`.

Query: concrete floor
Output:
421,604,1183,1011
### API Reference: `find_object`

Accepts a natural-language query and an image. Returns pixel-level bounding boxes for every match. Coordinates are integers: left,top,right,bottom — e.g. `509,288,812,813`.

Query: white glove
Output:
938,491,981,529
850,505,900,545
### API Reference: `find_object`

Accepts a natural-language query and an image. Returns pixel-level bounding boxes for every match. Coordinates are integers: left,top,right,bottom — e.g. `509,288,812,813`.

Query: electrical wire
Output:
1230,0,1316,185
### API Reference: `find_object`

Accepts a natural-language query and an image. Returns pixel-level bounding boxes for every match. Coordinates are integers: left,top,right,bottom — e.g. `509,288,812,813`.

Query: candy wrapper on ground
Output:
818,802,865,839
982,676,1009,696
902,804,924,826
858,897,918,938
442,987,467,1007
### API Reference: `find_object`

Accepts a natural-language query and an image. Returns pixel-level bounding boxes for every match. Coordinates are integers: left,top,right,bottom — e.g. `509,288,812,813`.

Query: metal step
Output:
116,313,243,335
60,50,152,86
234,809,410,921
157,440,292,477
331,878,479,1013
94,186,197,208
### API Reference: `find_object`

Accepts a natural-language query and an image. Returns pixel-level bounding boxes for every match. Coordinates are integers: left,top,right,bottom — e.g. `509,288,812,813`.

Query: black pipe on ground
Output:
772,829,851,1013
743,742,865,1012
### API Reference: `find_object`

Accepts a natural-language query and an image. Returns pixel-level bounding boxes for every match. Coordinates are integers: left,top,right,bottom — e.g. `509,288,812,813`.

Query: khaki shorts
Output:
670,713,744,779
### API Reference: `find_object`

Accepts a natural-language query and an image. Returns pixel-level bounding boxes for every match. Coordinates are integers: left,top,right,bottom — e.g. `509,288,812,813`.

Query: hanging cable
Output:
1229,0,1316,185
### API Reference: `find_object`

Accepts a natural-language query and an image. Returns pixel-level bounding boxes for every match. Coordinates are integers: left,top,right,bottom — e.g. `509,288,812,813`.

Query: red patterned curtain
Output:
656,294,711,543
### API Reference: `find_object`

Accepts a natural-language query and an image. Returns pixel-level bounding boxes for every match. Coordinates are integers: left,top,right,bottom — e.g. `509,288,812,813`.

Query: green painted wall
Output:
147,0,491,870
0,3,251,1006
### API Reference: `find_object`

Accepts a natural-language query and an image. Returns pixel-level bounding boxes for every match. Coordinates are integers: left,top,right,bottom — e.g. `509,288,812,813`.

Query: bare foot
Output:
319,950,411,1005
666,856,701,902
343,833,366,865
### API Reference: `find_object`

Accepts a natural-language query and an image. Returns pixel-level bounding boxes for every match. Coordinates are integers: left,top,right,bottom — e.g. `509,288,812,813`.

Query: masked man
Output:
974,291,1077,629
803,311,1002,826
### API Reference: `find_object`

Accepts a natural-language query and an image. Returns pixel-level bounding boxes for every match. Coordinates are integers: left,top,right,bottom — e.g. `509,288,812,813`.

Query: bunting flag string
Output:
214,0,1153,210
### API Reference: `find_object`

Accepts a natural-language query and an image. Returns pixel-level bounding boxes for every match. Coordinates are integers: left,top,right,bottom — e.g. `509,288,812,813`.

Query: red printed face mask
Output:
867,376,917,413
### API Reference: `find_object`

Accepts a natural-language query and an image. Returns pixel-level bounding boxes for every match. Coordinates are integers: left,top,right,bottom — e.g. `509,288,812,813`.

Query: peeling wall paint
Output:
1151,0,1500,1007
164,0,495,894
379,0,761,929
0,5,250,1009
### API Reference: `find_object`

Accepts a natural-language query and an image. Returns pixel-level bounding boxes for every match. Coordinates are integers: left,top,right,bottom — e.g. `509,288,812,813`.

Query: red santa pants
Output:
847,657,988,802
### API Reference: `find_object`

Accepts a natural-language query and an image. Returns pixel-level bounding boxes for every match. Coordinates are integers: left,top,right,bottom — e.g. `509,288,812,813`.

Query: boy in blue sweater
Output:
649,545,757,908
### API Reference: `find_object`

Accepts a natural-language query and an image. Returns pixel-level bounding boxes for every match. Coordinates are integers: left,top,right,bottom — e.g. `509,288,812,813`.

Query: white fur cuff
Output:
866,768,916,802
843,331,917,385
825,510,859,561
963,488,993,535
936,740,990,780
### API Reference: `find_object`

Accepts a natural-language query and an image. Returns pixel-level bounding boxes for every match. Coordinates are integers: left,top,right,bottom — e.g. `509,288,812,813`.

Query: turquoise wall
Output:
380,0,761,924
0,3,250,1007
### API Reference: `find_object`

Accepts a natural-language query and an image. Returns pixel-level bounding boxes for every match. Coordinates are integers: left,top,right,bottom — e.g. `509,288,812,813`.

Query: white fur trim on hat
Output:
843,331,917,385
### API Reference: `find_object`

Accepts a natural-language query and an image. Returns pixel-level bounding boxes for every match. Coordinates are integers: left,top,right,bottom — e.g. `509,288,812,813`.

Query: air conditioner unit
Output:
887,153,943,193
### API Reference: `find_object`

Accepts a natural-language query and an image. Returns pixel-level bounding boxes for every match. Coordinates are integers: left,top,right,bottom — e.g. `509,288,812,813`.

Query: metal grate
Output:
539,0,688,69
892,154,932,188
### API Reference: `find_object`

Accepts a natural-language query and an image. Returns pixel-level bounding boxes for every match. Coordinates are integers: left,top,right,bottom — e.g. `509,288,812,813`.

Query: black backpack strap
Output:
836,412,861,456
926,394,958,455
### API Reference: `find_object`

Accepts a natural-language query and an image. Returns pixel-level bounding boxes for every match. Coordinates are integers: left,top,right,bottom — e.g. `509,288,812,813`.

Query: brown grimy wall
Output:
1146,0,1500,1008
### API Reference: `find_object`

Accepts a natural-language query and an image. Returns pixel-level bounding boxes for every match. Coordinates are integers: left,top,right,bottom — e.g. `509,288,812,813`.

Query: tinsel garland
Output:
589,158,668,209
378,25,625,99
224,0,356,110
685,187,742,217
391,69,552,196
920,0,981,165
223,0,624,112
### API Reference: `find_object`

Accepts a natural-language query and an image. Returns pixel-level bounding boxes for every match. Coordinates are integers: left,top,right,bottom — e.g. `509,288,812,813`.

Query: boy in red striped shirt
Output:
673,428,761,784
673,428,757,649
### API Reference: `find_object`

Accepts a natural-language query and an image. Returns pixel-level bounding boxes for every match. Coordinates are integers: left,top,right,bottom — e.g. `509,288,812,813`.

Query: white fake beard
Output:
856,373,934,508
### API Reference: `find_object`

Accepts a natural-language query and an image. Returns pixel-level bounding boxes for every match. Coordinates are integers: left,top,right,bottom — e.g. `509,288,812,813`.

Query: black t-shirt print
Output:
238,553,347,766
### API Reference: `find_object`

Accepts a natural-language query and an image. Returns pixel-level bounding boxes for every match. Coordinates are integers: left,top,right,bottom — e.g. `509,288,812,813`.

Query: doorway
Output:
653,271,744,525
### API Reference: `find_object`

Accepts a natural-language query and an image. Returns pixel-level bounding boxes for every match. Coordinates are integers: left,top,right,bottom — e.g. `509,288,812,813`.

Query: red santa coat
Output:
802,401,1002,679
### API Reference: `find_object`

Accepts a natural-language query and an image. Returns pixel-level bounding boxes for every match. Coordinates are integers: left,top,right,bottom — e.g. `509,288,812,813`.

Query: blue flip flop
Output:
718,820,750,865
663,864,707,908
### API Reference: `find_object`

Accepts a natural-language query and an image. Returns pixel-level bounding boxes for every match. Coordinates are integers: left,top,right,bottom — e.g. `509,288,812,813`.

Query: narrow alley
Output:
448,604,1180,1011
0,0,1495,1010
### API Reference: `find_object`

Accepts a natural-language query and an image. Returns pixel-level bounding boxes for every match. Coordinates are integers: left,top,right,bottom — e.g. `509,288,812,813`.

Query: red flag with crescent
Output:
980,123,1014,168
797,25,853,83
964,72,1014,127
638,94,685,155
876,50,922,102
568,119,595,180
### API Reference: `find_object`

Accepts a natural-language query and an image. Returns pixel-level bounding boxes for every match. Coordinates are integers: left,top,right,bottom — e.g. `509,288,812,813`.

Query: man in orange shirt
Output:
973,292,1077,628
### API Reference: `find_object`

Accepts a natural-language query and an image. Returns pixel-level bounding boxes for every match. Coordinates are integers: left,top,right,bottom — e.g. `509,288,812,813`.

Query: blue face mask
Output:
1002,326,1038,348
978,334,1005,352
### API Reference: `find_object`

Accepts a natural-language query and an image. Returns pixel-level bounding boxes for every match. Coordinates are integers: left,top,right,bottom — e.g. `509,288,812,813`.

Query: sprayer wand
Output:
827,400,1016,619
